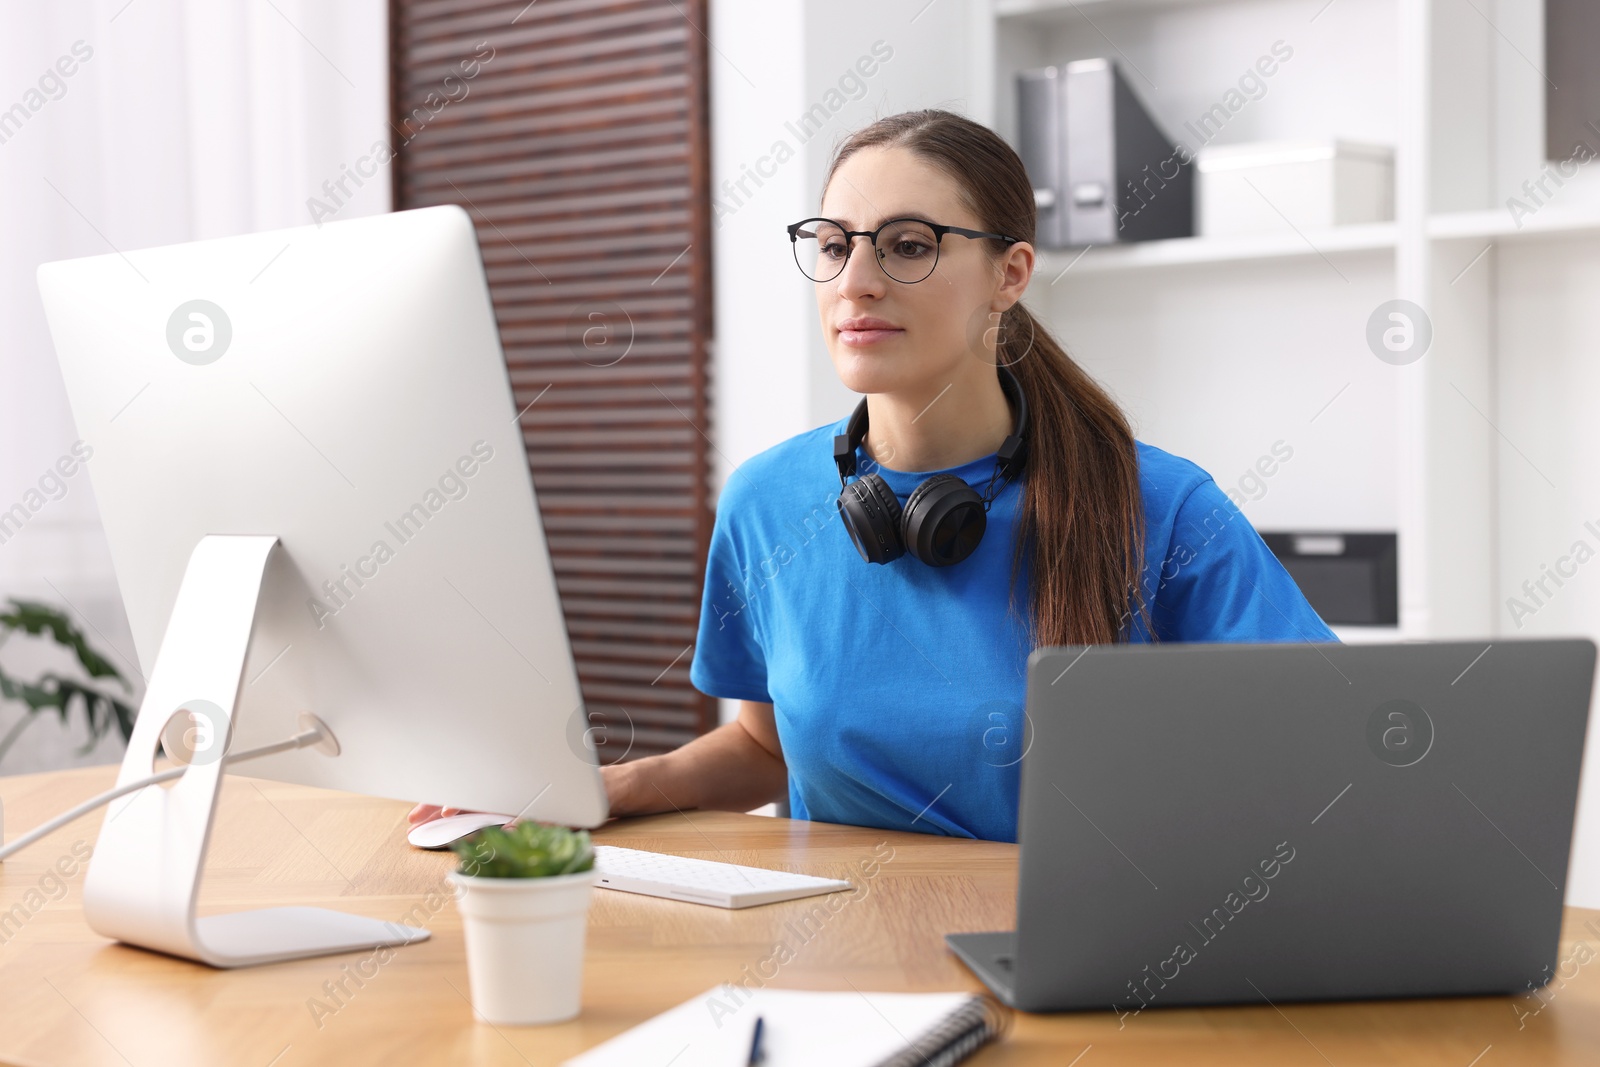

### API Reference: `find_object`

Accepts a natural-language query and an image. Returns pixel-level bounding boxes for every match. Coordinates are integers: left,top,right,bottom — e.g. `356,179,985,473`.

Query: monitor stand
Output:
81,535,430,968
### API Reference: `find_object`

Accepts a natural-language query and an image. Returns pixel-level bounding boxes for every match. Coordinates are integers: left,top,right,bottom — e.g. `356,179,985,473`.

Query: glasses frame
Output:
785,215,1021,284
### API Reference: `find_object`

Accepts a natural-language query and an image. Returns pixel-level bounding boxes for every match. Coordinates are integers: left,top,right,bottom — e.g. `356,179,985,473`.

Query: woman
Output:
414,109,1336,843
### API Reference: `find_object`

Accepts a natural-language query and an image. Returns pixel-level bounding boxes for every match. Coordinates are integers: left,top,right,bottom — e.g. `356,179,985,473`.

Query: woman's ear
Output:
992,240,1035,311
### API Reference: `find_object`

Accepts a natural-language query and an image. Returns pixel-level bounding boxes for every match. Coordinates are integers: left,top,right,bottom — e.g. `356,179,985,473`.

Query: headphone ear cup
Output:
837,473,905,564
902,473,987,567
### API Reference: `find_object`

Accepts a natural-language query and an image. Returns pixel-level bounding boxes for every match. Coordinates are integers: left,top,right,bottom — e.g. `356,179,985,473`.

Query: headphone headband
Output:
833,364,1029,486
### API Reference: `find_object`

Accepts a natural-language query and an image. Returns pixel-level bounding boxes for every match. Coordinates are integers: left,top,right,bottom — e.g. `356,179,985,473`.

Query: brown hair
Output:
821,109,1154,648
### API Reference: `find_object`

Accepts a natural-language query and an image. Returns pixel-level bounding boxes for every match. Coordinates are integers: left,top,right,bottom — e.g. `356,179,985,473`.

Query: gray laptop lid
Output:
1010,639,1596,1013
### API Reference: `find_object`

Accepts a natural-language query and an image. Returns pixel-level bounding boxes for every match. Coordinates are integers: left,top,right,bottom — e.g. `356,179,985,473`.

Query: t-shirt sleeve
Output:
688,474,773,702
1148,477,1341,644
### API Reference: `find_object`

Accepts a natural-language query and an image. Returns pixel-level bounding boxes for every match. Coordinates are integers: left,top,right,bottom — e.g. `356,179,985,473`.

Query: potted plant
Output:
447,821,597,1025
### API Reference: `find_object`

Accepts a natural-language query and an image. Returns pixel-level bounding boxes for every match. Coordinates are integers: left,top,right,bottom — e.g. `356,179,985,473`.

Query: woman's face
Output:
815,145,1031,398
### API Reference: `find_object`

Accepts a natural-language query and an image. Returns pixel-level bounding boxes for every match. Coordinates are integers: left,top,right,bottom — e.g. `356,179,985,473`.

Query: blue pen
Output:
745,1015,765,1065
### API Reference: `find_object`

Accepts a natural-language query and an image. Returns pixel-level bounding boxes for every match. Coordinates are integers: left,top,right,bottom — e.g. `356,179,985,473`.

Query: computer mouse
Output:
406,811,515,850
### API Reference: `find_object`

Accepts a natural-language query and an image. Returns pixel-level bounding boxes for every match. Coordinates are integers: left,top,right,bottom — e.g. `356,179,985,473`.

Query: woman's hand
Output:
599,760,647,819
408,702,782,828
407,802,479,826
409,768,632,828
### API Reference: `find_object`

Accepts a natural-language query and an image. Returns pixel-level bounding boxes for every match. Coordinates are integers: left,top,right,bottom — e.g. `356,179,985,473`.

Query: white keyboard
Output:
592,845,853,909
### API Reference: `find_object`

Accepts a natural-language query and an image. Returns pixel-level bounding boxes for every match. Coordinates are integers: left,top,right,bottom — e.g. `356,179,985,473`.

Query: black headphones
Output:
834,365,1030,567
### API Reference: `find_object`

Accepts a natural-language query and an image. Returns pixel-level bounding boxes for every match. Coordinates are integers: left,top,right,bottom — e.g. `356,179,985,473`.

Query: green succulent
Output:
451,821,595,879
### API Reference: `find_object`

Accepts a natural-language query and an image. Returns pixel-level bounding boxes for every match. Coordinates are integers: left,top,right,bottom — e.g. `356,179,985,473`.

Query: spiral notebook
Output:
562,985,1007,1067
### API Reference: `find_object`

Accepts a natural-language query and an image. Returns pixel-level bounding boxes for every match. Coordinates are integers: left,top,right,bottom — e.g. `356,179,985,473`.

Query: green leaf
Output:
0,599,128,689
0,603,142,768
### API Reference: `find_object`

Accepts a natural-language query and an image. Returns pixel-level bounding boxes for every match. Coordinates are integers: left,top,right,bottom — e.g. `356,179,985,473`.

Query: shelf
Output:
1330,625,1403,645
1026,207,1600,283
996,0,1227,20
1429,207,1600,243
1031,222,1396,277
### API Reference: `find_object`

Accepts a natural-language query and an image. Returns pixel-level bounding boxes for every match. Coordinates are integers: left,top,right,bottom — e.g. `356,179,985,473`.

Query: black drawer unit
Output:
1260,532,1398,627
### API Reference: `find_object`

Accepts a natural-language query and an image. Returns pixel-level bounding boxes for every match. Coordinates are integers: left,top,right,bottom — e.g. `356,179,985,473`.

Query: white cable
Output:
0,724,329,863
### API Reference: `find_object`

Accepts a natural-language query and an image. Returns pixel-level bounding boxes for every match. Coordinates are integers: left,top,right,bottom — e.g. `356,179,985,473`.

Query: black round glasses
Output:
786,216,1020,284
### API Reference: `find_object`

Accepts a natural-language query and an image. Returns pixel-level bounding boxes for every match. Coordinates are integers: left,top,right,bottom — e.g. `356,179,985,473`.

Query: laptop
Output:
947,638,1597,1013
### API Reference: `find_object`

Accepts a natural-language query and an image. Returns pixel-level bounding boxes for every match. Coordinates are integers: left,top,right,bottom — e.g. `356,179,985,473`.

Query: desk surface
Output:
2,765,1598,1066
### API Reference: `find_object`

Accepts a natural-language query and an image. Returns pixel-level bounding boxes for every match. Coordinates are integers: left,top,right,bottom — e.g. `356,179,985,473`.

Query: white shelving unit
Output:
1430,205,1600,241
964,0,1599,642
1034,221,1398,275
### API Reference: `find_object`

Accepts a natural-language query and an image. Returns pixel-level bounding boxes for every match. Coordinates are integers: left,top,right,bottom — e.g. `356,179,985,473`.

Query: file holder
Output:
81,534,430,967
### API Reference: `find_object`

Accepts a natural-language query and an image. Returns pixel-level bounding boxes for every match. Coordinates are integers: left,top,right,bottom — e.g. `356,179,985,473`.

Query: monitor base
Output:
195,908,427,968
81,534,432,968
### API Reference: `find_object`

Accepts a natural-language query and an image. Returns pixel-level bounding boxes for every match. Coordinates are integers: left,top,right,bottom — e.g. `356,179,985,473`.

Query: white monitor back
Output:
37,205,608,827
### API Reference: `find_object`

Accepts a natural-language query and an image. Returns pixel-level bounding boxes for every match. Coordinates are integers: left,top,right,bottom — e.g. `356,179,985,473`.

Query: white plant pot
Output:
447,867,597,1025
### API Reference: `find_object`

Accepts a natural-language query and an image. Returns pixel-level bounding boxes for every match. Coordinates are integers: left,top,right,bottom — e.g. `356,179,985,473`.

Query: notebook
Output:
562,984,1007,1067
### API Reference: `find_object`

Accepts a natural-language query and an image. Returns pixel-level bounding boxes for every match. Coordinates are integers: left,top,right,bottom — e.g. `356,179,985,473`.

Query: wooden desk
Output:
2,766,1599,1066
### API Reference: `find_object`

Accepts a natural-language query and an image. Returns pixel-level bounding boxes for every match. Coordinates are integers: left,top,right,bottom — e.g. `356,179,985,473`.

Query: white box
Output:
1196,140,1394,237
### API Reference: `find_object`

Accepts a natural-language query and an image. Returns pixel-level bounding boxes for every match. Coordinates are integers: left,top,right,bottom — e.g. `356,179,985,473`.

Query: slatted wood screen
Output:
389,0,717,760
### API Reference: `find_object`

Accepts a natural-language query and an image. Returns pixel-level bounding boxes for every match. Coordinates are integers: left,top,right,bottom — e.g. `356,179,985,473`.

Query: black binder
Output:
1017,57,1193,248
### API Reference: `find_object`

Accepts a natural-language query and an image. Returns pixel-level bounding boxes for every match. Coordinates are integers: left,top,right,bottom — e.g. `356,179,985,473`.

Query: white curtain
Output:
0,0,388,772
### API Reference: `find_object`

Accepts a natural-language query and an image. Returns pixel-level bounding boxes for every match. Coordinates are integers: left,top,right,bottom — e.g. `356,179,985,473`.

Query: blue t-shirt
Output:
688,418,1339,842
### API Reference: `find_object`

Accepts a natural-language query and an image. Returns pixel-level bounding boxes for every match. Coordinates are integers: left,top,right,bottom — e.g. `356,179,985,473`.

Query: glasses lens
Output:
793,219,848,282
875,220,939,283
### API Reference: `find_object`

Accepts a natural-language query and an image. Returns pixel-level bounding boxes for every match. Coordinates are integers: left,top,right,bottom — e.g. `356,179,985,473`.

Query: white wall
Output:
1494,232,1600,907
706,0,992,484
704,0,812,500
0,0,388,774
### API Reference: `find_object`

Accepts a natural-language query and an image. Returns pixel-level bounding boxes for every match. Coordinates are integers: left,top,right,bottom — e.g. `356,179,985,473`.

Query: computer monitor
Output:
36,204,608,965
